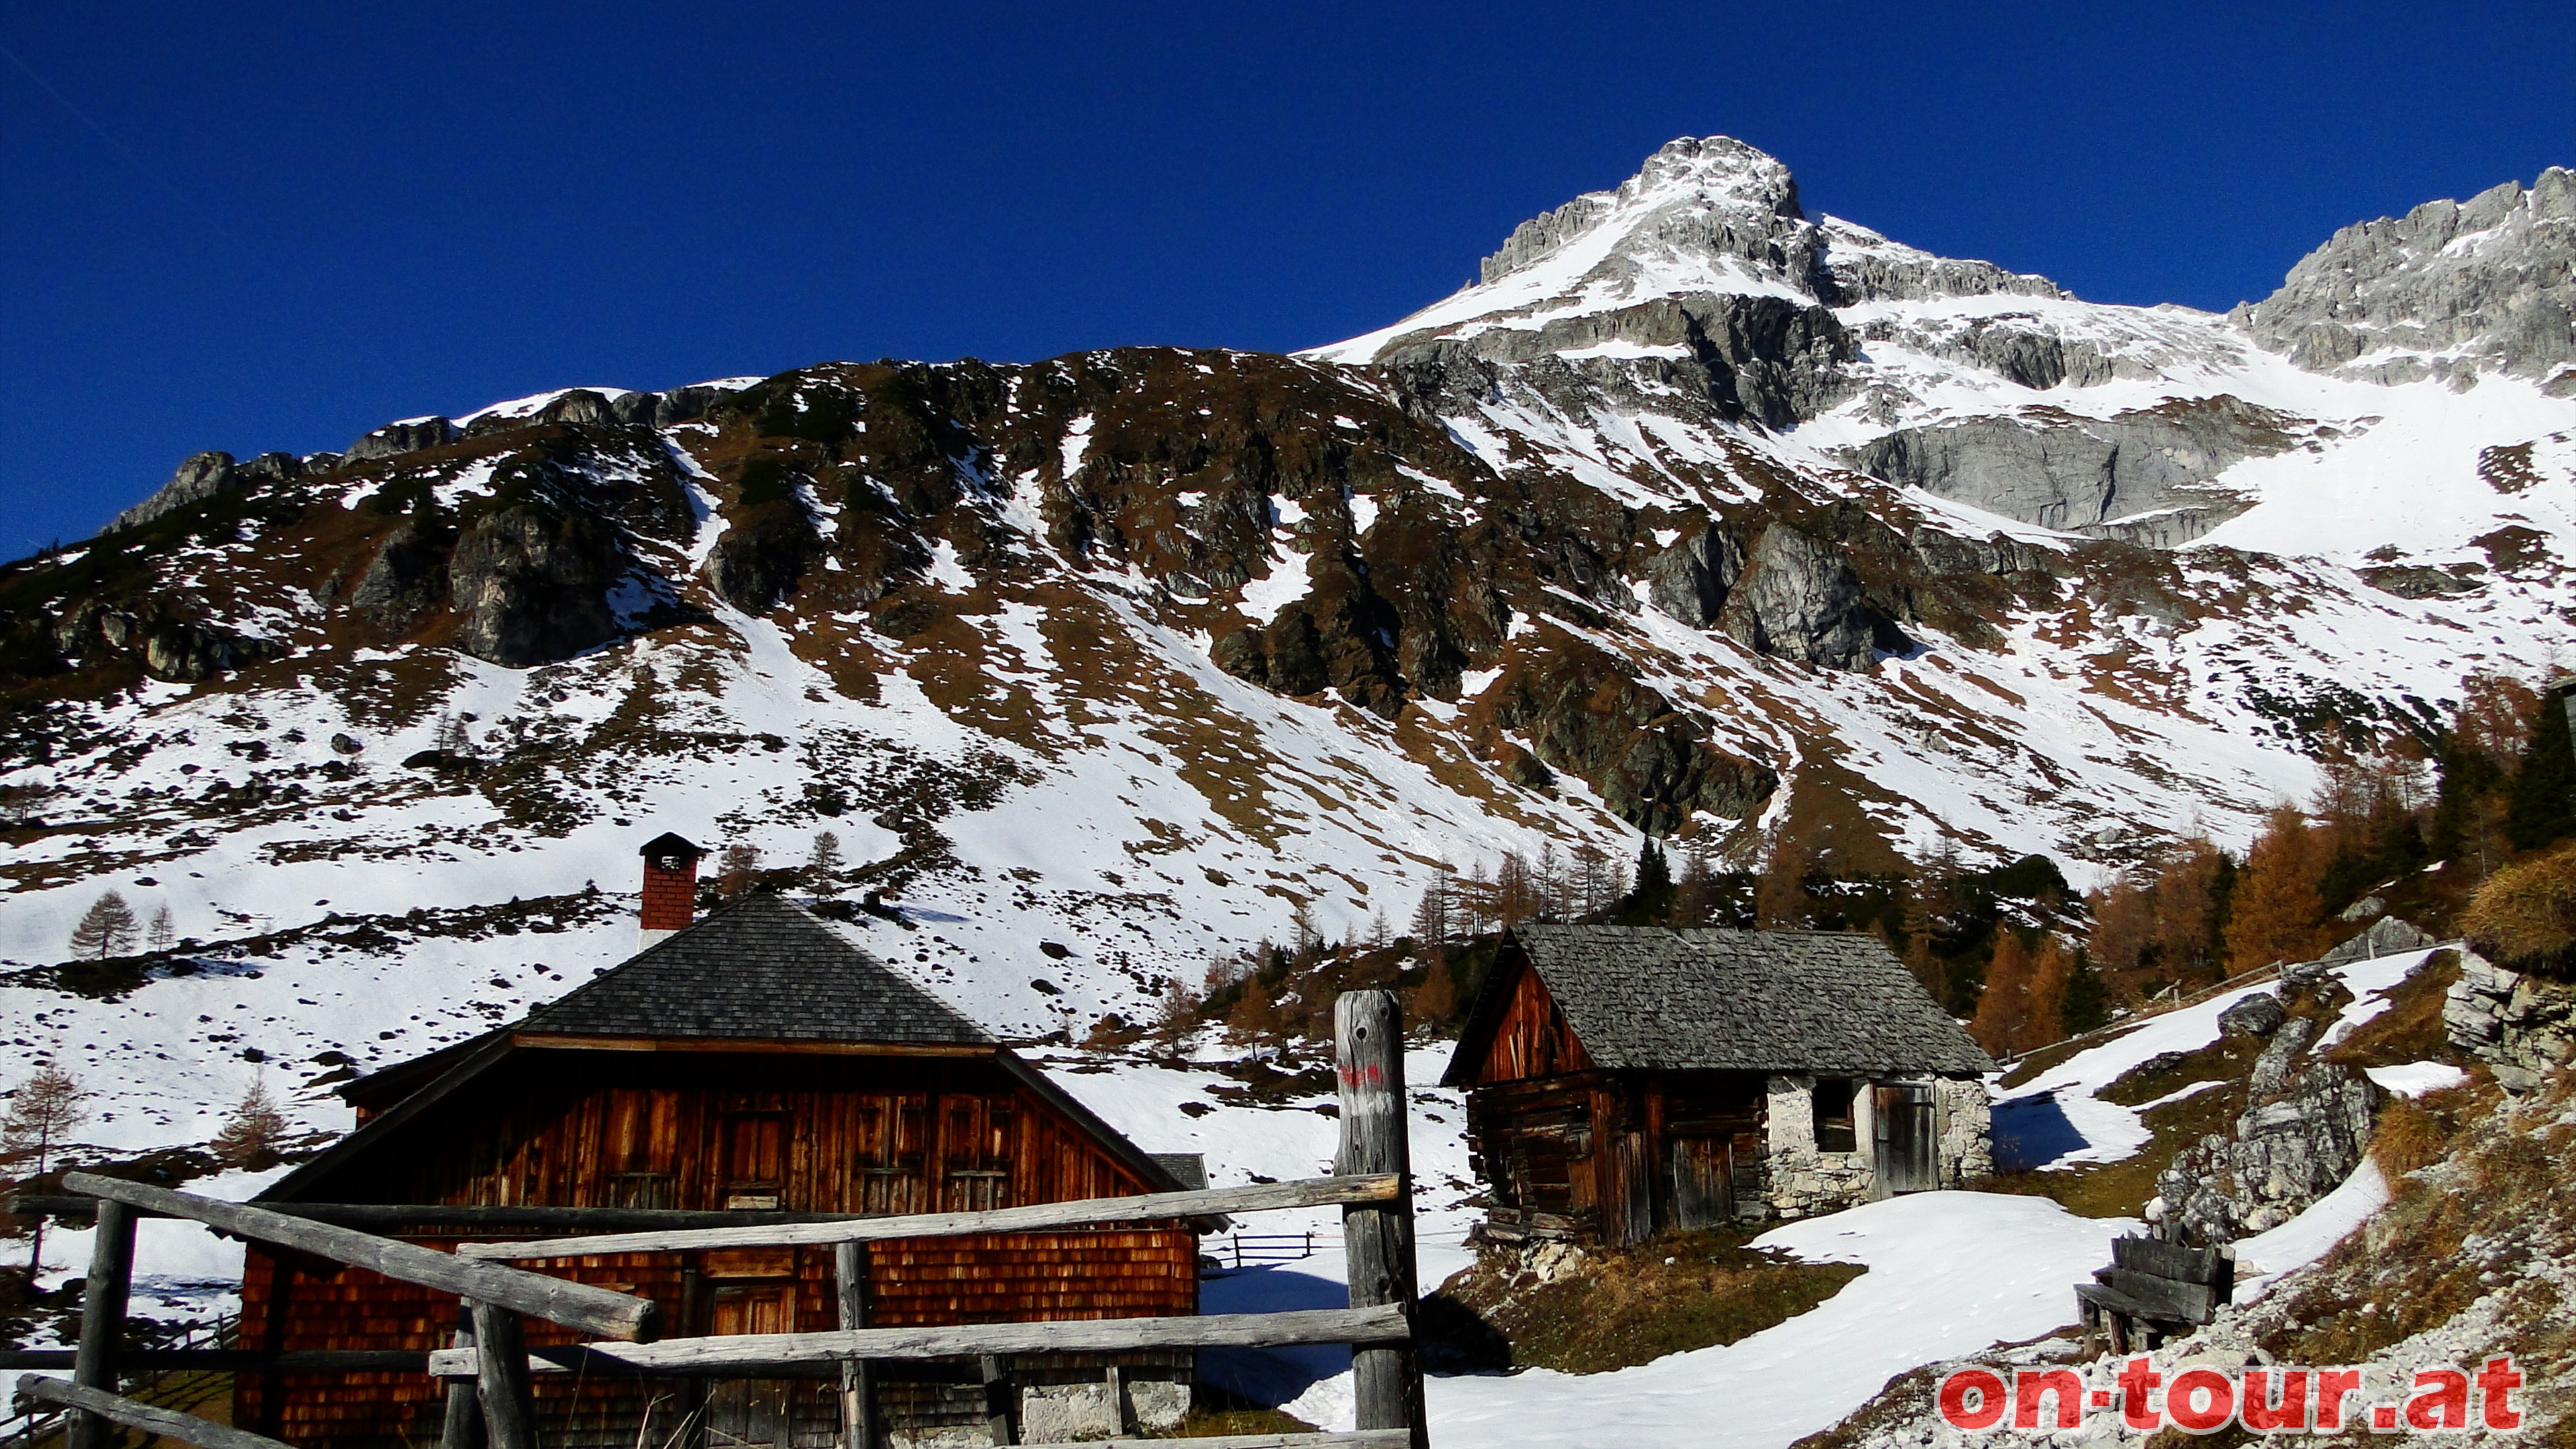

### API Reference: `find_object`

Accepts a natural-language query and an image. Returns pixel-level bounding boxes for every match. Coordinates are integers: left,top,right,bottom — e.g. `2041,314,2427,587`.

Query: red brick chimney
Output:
637,832,706,949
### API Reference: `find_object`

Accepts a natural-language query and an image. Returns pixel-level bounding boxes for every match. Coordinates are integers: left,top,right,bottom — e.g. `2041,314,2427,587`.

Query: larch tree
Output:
2226,805,2330,974
3,1062,89,1275
714,843,762,899
66,890,140,960
1754,824,1809,929
147,903,177,953
806,830,847,893
1969,931,2033,1057
211,1075,292,1170
2025,934,2076,1052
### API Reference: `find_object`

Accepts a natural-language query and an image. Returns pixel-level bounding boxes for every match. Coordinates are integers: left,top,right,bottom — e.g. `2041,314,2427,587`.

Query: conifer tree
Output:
1970,932,2033,1056
211,1075,292,1170
806,830,847,892
4,1062,89,1275
2026,934,2075,1051
2506,691,2576,851
148,903,176,953
66,891,139,960
1754,825,1809,928
1619,838,1674,924
2061,949,2112,1035
2226,805,2329,973
1408,957,1459,1027
715,843,762,899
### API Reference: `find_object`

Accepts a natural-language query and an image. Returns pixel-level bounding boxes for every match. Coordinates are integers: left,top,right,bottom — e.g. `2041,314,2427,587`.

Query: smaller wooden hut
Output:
1444,924,1994,1246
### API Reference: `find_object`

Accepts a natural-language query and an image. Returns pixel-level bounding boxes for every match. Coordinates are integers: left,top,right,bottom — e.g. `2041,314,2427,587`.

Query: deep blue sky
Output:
4,1,2569,553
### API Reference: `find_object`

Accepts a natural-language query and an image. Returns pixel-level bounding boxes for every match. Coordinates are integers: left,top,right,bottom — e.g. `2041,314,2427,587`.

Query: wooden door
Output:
1666,1135,1733,1228
1611,1130,1654,1246
1872,1083,1937,1193
704,1284,796,1449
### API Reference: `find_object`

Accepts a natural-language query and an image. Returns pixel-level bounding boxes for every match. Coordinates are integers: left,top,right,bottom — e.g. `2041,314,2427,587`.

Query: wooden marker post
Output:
1334,991,1425,1448
470,1301,539,1449
834,1241,879,1449
68,1197,137,1449
439,1303,484,1449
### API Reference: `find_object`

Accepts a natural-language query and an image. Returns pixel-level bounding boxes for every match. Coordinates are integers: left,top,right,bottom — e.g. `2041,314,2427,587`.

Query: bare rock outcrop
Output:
1851,396,2304,543
2235,168,2576,388
2445,952,2576,1093
446,506,636,666
2154,1010,2383,1244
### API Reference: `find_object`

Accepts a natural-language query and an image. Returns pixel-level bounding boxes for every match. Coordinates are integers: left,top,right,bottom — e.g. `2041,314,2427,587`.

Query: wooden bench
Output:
2076,1236,2234,1354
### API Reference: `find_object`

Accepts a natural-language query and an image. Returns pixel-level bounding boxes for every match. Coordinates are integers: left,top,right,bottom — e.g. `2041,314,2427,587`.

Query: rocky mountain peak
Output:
2235,166,2576,390
1477,136,1810,288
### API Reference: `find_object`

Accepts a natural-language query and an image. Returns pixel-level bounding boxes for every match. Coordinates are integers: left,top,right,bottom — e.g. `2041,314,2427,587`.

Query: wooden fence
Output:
9,991,1429,1449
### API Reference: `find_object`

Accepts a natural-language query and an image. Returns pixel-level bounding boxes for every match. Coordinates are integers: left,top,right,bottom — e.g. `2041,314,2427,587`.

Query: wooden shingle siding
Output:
238,1050,1195,1449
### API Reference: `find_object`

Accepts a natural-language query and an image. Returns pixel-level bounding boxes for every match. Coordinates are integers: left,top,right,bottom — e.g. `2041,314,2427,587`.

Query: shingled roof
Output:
520,892,993,1045
1443,924,1994,1086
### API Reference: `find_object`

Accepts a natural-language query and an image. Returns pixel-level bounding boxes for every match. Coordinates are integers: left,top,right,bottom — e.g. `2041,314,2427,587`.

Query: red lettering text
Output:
1939,1369,2007,1430
2015,1370,2084,1429
2169,1367,2237,1434
2241,1369,2308,1432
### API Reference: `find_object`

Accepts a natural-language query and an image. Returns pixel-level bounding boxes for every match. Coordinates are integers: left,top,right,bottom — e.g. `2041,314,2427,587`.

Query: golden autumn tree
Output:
2151,836,2229,983
2226,805,2330,973
1970,931,2033,1056
2025,934,2076,1051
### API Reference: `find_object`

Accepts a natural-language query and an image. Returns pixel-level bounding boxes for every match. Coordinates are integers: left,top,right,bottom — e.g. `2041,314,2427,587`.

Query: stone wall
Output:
2445,951,2576,1093
1762,1073,1876,1218
1933,1076,1993,1185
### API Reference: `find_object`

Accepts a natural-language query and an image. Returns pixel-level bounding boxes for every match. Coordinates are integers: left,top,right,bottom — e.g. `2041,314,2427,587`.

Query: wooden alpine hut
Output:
1444,924,1994,1246
235,838,1213,1449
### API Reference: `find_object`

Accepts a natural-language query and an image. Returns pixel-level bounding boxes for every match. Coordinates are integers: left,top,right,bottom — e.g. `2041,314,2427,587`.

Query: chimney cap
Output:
639,831,707,861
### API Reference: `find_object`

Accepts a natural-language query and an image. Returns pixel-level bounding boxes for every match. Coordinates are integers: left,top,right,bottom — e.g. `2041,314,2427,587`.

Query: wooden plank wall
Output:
1464,1071,1764,1246
1474,959,1594,1085
236,1051,1197,1449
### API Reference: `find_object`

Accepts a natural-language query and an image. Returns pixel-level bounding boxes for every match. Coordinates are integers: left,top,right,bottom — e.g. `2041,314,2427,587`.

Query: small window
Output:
1813,1079,1857,1153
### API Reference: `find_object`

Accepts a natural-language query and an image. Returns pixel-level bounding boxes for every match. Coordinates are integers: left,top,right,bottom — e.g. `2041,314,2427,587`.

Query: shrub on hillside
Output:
2459,839,2576,979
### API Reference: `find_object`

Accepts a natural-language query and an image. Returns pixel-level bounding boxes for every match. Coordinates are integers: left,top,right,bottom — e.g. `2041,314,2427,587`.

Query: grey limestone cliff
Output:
2235,168,2576,390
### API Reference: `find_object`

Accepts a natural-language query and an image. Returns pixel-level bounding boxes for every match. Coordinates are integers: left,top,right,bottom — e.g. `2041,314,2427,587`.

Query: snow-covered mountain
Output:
3,135,2575,1157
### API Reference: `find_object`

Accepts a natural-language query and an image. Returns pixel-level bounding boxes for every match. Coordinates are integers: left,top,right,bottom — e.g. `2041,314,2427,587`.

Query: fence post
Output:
979,1354,1016,1445
68,1198,136,1449
834,1241,878,1449
1335,989,1424,1448
439,1303,484,1449
469,1301,539,1449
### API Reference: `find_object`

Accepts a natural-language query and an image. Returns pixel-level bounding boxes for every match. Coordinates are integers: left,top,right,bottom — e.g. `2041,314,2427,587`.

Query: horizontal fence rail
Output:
453,1174,1398,1260
15,1377,290,1449
59,1173,659,1342
426,1304,1410,1377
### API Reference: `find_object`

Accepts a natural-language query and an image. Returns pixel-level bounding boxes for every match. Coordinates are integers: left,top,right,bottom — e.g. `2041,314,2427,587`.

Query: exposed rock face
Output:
1851,396,2301,541
49,600,278,681
2236,168,2576,387
1647,523,1743,626
1462,636,1776,835
109,452,248,533
345,515,458,640
446,506,633,666
2444,953,2576,1093
1717,525,1882,668
345,417,462,462
2155,1008,2382,1244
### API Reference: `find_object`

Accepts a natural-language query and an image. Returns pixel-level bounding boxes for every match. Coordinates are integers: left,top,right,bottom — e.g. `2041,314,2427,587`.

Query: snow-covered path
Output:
1419,1191,2134,1449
